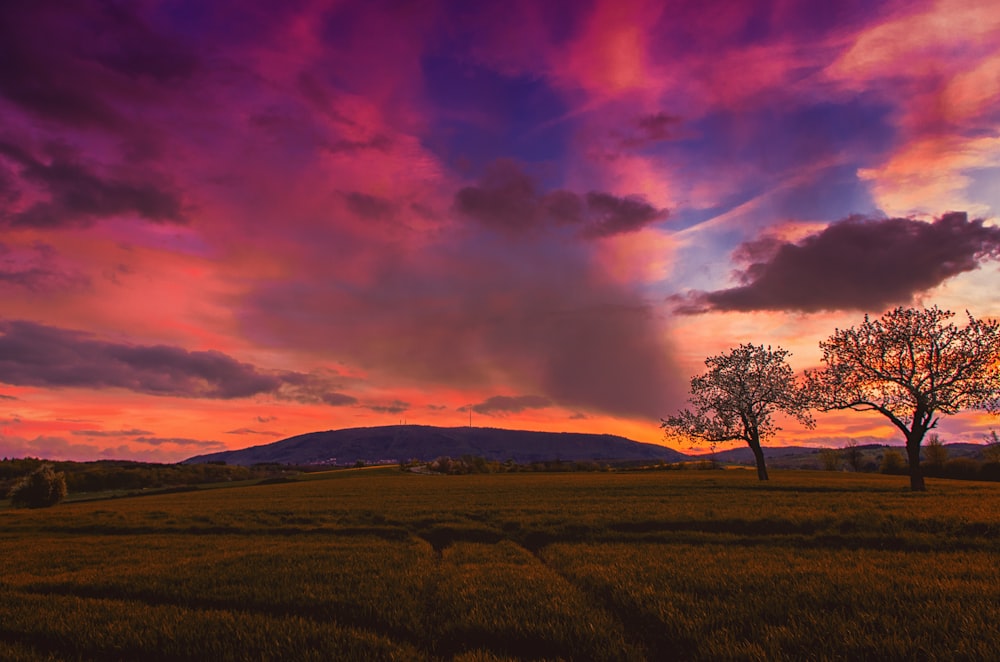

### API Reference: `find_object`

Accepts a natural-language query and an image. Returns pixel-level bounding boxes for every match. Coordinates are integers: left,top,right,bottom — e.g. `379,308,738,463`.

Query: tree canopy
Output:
806,306,1000,490
661,343,813,480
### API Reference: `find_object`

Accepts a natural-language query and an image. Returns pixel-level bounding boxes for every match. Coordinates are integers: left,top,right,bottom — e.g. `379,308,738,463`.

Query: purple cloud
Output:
0,142,185,228
0,320,355,404
364,400,410,414
465,394,552,415
617,111,682,148
454,159,667,238
343,191,397,221
0,1,198,130
0,242,90,291
673,212,1000,313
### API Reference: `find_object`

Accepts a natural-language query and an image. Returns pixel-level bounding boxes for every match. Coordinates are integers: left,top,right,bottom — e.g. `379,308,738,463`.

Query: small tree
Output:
880,448,906,474
984,431,1000,463
806,307,1000,491
818,448,842,471
661,344,814,481
923,434,948,472
8,464,67,508
843,440,863,472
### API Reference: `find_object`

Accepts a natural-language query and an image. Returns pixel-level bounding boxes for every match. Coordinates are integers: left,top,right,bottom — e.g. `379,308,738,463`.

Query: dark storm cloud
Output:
454,160,667,238
0,320,355,404
0,142,185,228
673,212,1000,313
0,1,198,130
465,395,552,415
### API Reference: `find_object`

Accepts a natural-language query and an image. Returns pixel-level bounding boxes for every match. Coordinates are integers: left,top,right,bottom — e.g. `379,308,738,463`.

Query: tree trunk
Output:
906,439,926,492
749,442,768,481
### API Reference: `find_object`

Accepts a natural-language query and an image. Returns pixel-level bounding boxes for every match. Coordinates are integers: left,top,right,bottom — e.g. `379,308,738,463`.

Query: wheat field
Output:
2,468,998,660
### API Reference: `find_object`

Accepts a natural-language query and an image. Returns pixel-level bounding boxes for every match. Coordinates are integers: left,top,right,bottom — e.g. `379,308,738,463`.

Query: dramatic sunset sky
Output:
2,0,1000,462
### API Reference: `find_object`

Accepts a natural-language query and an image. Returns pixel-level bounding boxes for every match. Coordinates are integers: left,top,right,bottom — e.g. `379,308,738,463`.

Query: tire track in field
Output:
509,537,664,661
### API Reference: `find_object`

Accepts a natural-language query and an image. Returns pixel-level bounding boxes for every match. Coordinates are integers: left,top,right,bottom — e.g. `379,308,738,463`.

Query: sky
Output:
2,0,1000,462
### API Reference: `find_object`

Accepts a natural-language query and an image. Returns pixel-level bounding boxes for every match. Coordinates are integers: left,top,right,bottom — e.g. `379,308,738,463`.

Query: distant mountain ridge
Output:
184,425,689,466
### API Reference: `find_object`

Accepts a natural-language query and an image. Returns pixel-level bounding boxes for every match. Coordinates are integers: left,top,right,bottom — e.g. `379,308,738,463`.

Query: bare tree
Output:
661,344,814,481
806,307,1000,491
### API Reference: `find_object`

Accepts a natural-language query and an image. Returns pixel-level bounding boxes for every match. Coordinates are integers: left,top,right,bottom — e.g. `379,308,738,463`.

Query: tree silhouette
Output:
806,307,1000,491
661,344,813,480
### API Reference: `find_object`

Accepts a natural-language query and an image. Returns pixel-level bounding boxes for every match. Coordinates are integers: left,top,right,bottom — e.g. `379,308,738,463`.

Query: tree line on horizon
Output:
662,306,1000,491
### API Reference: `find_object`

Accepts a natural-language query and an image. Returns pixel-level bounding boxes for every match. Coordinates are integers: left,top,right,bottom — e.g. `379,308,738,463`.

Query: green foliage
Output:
8,464,67,508
1,471,999,660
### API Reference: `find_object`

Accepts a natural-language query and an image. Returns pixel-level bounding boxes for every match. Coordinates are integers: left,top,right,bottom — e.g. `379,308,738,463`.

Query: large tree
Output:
806,307,1000,491
661,344,813,480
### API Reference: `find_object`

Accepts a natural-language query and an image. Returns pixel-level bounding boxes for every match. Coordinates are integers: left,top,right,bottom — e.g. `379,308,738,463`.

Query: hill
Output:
183,425,689,466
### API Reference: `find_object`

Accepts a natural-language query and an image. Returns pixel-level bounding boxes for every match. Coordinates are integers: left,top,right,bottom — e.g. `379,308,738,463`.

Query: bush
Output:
8,464,68,508
819,448,841,471
923,435,948,474
879,449,906,475
843,440,863,472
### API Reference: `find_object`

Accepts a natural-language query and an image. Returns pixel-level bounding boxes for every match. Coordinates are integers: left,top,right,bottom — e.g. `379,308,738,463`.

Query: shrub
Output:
843,440,864,472
983,433,1000,463
819,448,842,471
8,464,68,508
923,435,948,474
879,449,906,475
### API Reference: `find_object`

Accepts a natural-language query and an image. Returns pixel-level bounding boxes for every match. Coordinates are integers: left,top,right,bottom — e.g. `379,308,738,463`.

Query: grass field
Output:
2,469,998,660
